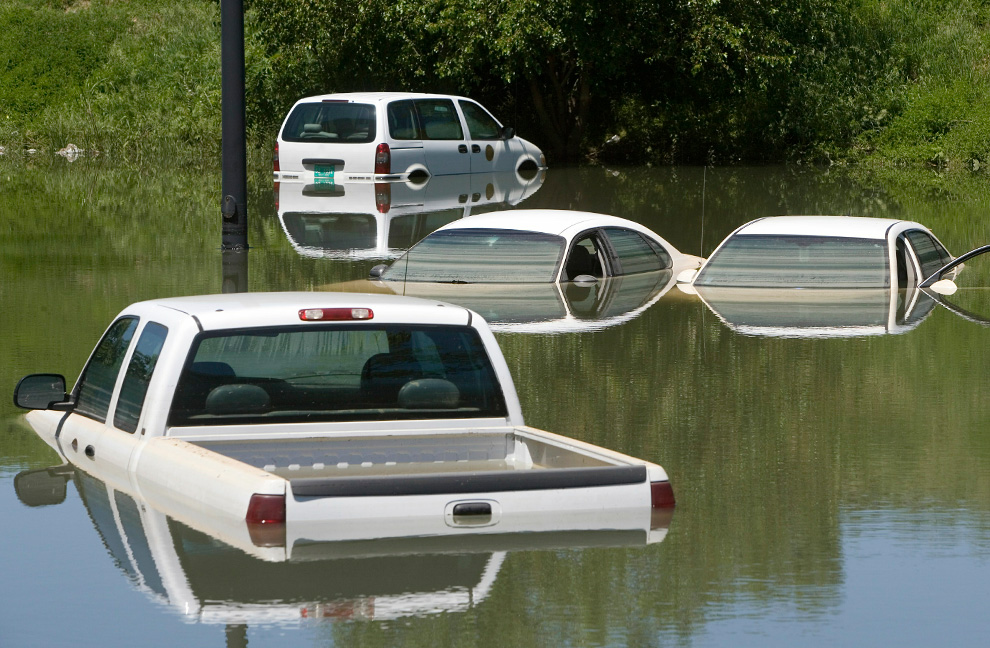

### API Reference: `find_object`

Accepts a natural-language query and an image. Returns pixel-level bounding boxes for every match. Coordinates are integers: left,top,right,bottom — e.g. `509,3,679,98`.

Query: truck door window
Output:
74,317,139,423
114,322,168,433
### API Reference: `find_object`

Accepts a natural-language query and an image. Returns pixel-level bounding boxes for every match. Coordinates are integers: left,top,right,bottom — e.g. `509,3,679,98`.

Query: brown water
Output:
3,158,990,647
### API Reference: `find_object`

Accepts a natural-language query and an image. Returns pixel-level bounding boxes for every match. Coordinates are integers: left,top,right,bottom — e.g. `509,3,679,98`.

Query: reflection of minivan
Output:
274,92,546,183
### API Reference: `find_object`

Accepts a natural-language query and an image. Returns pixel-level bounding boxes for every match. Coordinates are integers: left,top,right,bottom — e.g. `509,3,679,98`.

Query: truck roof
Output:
132,292,474,331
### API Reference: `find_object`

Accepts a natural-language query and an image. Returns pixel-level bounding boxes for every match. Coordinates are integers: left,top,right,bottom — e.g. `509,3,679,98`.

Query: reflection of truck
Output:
16,464,668,623
15,293,675,543
276,170,545,260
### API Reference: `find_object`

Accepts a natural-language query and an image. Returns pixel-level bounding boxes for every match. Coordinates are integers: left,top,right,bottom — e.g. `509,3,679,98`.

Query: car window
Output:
905,230,951,279
382,229,565,283
114,322,168,433
387,100,421,140
168,325,507,425
281,102,376,143
74,317,140,422
695,235,889,288
458,100,502,139
414,99,464,140
563,235,607,280
604,227,672,274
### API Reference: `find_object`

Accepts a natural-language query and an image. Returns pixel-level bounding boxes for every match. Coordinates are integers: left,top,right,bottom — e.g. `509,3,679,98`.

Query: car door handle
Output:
458,144,468,153
471,144,481,153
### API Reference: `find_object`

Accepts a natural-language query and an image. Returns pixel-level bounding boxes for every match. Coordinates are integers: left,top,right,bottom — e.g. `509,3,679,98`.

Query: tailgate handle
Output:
446,499,499,528
452,502,491,517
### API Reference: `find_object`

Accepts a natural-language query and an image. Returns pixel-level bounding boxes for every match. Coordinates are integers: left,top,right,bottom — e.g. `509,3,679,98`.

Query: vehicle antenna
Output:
700,166,707,257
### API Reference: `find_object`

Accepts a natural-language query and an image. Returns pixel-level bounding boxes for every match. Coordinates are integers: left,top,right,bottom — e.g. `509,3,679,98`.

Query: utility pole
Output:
220,0,248,293
220,0,247,252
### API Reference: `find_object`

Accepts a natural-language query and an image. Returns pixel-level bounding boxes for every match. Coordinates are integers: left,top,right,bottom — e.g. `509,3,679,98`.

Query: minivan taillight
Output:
273,141,280,173
375,143,390,175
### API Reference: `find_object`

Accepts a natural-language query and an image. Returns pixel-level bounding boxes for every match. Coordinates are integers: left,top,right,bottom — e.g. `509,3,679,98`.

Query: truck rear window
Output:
167,324,507,426
281,102,377,143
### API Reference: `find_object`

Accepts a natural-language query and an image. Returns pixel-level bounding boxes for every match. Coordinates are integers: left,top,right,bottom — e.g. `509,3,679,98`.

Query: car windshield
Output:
281,102,377,143
381,229,565,283
168,324,507,426
695,235,889,288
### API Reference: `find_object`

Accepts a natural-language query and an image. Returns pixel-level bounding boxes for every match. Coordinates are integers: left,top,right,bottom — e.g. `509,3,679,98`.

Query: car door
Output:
415,98,471,175
62,318,169,478
902,229,952,282
600,227,673,275
457,99,519,174
59,317,140,466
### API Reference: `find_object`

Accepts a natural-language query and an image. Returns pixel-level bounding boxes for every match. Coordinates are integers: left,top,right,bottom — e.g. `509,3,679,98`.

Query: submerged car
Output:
274,92,546,184
679,215,959,291
678,215,990,337
370,209,704,286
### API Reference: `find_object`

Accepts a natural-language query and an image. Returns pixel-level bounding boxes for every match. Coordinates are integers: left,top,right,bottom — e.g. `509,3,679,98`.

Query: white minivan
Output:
274,92,546,183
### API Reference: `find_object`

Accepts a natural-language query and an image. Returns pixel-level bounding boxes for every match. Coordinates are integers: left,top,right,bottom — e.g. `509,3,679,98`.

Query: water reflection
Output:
15,463,668,625
275,170,544,260
692,285,938,338
361,270,679,334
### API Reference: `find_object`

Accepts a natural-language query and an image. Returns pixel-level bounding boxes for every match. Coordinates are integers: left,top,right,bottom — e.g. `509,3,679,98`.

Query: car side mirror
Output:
13,374,70,410
369,264,388,279
927,278,958,295
501,126,515,140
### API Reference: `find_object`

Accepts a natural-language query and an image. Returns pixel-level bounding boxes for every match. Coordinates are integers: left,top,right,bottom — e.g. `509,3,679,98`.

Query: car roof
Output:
294,92,474,105
434,209,655,238
127,292,474,331
734,215,925,240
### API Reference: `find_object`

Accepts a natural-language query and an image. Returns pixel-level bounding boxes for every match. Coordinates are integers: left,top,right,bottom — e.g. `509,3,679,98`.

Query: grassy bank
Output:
2,0,990,169
0,0,222,167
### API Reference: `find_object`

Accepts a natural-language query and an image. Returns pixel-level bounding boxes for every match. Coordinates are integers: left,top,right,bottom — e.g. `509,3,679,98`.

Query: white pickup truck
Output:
14,293,674,543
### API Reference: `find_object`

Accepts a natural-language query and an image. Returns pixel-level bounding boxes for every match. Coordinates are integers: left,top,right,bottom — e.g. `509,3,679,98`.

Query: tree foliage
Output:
246,0,878,163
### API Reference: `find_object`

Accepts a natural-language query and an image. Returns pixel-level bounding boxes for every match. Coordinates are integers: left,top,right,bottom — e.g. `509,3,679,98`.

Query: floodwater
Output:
3,158,990,647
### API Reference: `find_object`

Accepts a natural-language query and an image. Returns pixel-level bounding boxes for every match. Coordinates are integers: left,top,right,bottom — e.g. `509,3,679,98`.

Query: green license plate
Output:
314,164,336,184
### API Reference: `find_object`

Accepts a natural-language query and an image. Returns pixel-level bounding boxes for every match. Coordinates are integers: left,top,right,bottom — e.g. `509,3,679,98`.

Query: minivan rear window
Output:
281,102,376,143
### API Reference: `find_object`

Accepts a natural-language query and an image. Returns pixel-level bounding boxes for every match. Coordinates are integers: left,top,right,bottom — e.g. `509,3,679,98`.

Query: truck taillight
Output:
246,493,285,524
650,481,675,508
299,307,374,321
273,141,280,173
375,143,390,175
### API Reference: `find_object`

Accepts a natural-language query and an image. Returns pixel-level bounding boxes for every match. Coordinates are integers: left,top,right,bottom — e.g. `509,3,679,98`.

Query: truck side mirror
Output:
13,374,69,410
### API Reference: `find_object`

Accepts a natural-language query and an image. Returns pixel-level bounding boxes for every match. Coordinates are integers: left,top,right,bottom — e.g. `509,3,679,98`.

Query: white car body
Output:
376,209,705,285
682,215,954,290
676,215,967,337
274,92,546,184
